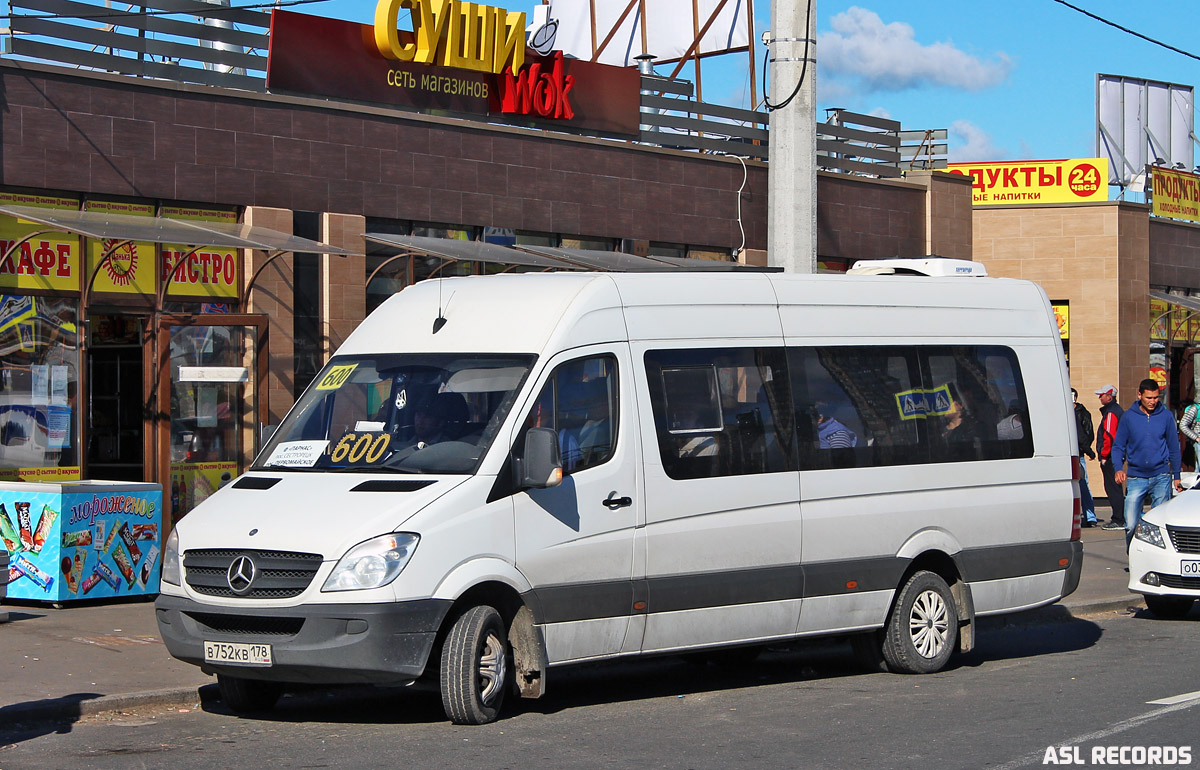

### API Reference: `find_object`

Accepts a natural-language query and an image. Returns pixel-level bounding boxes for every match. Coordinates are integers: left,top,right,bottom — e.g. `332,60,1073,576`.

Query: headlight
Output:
162,528,181,586
322,533,419,592
1134,521,1166,549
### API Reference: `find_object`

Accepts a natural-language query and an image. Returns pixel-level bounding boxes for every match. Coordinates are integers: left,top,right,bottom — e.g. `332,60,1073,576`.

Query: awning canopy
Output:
364,233,777,273
1150,290,1200,316
0,205,362,255
363,233,573,270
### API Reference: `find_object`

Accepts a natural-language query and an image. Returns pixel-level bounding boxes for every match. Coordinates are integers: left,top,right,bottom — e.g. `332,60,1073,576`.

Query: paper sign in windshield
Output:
264,440,329,467
315,364,358,390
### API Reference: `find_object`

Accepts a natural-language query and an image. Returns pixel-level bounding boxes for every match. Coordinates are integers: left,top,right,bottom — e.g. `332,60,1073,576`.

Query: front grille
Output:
186,611,304,636
1157,574,1200,590
1167,525,1200,554
184,549,323,599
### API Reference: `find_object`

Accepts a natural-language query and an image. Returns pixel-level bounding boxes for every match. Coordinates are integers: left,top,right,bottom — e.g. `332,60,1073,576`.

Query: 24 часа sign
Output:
1,483,162,601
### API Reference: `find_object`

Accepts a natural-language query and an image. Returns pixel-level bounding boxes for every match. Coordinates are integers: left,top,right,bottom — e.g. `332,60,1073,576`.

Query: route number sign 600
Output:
331,432,391,464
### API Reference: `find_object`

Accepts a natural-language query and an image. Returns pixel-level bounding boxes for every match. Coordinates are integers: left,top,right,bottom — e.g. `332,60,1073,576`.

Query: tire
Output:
216,674,282,713
440,605,510,725
1144,595,1196,619
881,571,958,675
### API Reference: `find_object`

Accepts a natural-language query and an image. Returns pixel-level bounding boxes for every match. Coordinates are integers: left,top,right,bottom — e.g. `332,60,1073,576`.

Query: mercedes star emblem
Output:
227,555,257,595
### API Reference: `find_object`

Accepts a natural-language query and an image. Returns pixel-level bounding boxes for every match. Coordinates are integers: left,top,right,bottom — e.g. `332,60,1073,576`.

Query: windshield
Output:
254,354,535,475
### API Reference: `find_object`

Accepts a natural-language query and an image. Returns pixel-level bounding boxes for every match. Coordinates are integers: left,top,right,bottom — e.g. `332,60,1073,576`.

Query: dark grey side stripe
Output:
522,539,1076,625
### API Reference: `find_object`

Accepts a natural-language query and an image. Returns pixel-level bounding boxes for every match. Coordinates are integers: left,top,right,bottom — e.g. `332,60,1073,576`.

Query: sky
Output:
308,0,1200,166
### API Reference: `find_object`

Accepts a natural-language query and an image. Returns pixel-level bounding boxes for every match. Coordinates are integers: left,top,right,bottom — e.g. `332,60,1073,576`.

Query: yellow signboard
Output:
1151,298,1169,341
85,200,157,296
1151,166,1200,223
373,0,526,74
0,193,81,293
160,207,240,300
945,158,1108,206
1051,302,1069,339
0,466,82,482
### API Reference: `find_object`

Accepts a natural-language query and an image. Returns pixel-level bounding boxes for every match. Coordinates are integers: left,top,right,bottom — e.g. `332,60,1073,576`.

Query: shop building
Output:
0,2,971,525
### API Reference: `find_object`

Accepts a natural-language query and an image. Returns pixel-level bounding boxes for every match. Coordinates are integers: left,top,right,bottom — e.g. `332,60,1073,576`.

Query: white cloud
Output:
819,7,1012,93
949,120,1008,162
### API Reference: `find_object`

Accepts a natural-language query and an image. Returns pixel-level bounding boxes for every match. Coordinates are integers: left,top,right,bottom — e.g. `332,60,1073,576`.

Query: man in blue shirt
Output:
1112,379,1184,548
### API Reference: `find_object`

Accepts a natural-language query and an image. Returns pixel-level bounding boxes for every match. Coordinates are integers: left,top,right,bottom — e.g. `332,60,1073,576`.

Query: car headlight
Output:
1134,520,1166,549
322,533,419,592
162,528,181,586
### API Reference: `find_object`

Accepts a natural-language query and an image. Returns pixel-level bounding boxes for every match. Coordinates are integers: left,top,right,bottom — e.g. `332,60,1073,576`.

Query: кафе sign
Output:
266,0,641,137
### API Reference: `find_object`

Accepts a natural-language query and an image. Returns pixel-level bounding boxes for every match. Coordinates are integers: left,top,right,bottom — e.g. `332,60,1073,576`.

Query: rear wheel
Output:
882,571,958,674
216,674,282,713
440,605,510,725
1144,595,1195,619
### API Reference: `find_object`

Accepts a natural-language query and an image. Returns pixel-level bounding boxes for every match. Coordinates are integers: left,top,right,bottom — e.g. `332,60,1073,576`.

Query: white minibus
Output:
156,259,1082,724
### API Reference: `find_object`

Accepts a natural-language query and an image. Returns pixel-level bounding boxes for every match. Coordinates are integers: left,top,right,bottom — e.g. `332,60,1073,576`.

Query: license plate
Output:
1182,560,1200,576
203,641,272,666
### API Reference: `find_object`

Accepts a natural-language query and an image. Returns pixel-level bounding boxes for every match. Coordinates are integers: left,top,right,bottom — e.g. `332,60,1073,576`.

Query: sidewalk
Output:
0,514,1142,726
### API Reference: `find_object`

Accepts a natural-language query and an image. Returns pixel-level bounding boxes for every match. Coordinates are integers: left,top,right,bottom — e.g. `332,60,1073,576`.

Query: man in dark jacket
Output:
1072,388,1097,526
1113,379,1184,548
1094,385,1125,530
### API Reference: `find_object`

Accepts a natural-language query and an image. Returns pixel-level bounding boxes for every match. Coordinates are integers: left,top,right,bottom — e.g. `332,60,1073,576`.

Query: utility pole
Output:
766,0,817,273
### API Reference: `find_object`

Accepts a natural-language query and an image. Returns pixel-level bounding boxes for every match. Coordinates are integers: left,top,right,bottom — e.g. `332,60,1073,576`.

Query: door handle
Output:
602,493,633,509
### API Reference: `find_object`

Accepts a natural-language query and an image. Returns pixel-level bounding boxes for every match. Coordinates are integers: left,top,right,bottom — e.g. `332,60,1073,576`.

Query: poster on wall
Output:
1,481,162,601
170,461,237,521
160,207,241,301
84,200,158,296
0,193,81,293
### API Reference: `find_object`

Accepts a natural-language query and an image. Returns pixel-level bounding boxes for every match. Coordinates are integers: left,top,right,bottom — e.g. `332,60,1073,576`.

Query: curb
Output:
0,686,213,727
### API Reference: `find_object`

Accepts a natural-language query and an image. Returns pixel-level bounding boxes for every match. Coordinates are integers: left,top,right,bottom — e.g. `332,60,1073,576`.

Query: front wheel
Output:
1144,594,1195,619
440,605,510,725
882,571,958,674
216,674,282,713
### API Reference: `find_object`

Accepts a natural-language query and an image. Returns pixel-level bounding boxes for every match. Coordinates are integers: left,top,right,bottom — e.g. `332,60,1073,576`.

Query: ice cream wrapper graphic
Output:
116,521,142,565
16,502,33,551
81,572,102,594
102,518,121,554
8,564,23,585
31,504,58,554
62,547,87,594
92,520,106,552
62,528,93,548
71,546,87,589
131,523,158,542
12,553,54,593
110,540,136,587
93,560,120,590
139,545,160,589
0,503,22,552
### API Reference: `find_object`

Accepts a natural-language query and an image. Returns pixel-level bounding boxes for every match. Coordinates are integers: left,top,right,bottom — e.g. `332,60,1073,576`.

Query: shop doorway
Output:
86,314,146,482
155,314,268,526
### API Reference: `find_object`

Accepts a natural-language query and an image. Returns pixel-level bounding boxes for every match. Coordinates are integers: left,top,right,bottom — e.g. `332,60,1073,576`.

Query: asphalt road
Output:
3,609,1199,770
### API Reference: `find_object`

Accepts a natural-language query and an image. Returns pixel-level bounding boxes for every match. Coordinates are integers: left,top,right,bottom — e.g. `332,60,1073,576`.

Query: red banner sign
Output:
266,9,640,137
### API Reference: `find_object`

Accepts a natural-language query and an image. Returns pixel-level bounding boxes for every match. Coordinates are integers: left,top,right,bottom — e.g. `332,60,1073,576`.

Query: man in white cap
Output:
1094,385,1125,530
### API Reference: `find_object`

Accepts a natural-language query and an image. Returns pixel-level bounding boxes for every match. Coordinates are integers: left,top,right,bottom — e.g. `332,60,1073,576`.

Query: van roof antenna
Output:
432,282,453,333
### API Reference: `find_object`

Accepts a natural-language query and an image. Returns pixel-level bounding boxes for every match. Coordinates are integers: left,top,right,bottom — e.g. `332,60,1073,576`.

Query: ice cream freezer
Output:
0,480,162,602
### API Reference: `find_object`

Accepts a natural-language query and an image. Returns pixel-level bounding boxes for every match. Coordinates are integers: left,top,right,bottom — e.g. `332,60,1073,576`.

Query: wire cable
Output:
1050,0,1200,63
761,0,814,111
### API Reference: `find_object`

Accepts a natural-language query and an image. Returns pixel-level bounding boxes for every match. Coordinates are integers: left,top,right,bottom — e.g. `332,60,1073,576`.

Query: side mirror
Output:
517,427,563,489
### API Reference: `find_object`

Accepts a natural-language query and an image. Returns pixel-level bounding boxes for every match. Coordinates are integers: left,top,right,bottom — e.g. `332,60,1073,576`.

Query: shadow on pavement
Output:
200,610,1106,725
0,694,99,747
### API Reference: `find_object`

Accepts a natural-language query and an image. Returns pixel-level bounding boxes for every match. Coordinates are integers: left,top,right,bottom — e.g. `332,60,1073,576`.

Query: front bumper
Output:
155,594,452,685
1127,539,1200,597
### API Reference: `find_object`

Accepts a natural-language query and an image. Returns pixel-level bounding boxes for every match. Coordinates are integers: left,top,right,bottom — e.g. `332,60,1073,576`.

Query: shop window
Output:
686,247,733,262
0,295,81,480
561,236,615,251
648,242,686,258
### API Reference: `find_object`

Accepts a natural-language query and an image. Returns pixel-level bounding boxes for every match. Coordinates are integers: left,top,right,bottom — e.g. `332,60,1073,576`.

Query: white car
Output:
1128,479,1200,619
